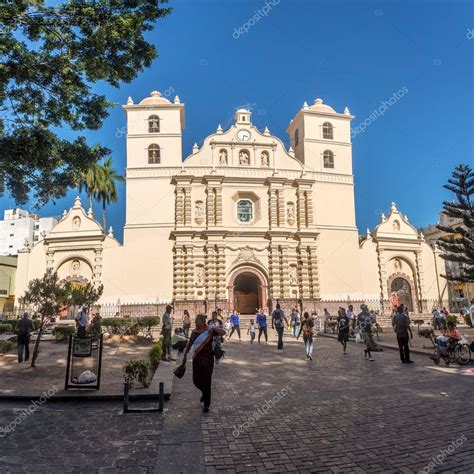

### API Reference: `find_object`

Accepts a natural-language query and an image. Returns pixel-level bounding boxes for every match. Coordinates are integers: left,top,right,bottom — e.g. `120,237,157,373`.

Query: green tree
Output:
437,164,474,285
95,157,125,230
78,162,103,211
19,270,71,367
69,281,104,309
0,0,171,206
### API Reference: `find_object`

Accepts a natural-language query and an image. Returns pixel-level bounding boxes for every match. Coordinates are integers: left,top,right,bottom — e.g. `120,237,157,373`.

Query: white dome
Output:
309,98,336,113
139,90,171,105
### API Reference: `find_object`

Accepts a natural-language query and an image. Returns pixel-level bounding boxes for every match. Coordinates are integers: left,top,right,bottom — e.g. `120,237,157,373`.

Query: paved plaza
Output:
1,333,473,473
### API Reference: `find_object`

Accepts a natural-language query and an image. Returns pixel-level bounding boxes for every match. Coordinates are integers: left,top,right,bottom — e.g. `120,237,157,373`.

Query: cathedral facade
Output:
15,91,447,316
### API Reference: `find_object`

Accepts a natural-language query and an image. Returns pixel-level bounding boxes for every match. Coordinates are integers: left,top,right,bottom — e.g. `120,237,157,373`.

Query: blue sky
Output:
2,0,473,242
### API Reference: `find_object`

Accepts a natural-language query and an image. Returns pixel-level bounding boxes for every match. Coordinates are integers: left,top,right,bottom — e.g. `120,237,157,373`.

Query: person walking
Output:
247,319,256,343
297,311,314,360
184,314,226,413
183,309,191,338
272,303,288,350
469,302,474,328
290,307,300,337
161,305,175,361
75,305,89,337
323,308,331,333
392,304,414,364
432,308,441,330
337,307,350,354
208,311,224,364
15,312,34,363
256,309,268,343
347,304,356,334
357,304,375,361
228,310,241,340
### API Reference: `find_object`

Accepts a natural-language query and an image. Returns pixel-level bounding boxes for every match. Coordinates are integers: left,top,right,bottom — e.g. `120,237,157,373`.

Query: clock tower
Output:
235,108,252,125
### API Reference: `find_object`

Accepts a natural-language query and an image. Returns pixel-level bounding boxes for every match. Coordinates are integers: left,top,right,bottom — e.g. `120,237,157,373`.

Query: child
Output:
224,318,231,338
247,319,256,344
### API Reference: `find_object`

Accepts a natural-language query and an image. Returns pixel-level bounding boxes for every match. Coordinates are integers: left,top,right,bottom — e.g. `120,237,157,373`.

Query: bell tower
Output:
123,90,185,169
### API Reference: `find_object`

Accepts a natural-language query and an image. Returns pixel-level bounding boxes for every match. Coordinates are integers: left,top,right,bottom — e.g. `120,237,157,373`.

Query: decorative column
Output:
175,188,185,227
206,187,216,227
93,249,103,285
307,245,320,299
215,187,223,226
269,244,282,299
216,244,226,299
415,250,426,312
173,245,186,300
298,246,311,299
305,190,314,227
296,188,306,230
268,190,278,229
277,189,285,226
376,247,388,311
281,246,291,299
184,245,194,300
184,186,192,226
205,244,217,299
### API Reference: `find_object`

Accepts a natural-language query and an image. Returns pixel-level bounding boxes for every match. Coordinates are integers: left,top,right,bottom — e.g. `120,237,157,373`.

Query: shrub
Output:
52,325,76,342
102,317,140,336
0,323,12,334
139,316,161,338
446,315,458,326
464,313,472,326
148,340,163,368
123,359,149,388
91,314,102,335
0,340,14,354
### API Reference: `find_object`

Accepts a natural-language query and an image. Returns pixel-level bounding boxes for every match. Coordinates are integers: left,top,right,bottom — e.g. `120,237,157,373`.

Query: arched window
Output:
148,115,160,133
237,199,253,223
148,144,160,164
323,150,334,169
295,129,299,146
322,122,333,139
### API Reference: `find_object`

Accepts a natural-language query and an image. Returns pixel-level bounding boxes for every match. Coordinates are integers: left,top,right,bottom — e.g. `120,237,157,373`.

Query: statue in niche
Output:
261,151,270,167
195,201,204,220
219,149,228,165
393,220,400,231
289,265,298,285
239,150,250,165
71,259,81,274
287,202,295,224
72,216,81,230
394,258,402,271
196,266,205,286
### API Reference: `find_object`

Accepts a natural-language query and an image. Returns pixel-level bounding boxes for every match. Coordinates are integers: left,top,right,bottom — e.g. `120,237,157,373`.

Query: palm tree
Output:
78,163,102,211
95,158,125,230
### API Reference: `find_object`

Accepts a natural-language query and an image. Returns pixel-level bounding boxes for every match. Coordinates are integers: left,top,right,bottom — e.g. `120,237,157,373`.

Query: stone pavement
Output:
1,331,474,473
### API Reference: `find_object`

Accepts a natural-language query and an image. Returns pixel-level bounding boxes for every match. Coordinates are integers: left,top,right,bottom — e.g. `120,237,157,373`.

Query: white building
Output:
0,209,57,256
15,91,447,318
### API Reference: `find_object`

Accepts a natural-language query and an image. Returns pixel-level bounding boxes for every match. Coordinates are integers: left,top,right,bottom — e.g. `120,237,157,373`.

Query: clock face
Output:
237,129,251,141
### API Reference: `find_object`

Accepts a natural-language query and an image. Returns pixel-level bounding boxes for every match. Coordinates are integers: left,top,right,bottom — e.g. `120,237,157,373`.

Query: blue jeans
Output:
304,339,313,356
17,334,30,362
293,322,299,337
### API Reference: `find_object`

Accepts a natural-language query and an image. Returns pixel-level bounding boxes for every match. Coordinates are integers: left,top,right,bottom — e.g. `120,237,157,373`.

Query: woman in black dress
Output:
185,314,225,412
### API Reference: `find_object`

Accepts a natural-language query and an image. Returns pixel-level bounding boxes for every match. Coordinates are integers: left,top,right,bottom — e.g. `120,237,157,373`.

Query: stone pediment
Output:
372,202,420,241
183,109,304,172
46,196,104,243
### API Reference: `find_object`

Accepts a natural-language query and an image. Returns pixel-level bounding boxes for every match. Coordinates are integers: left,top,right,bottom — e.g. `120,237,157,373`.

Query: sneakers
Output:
308,355,313,361
368,357,375,361
203,405,209,413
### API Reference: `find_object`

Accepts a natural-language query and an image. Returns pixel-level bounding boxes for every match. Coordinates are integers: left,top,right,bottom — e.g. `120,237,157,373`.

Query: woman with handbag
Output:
182,314,226,413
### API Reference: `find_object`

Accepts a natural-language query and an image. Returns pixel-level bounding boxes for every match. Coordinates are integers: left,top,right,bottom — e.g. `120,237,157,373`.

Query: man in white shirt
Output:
75,305,89,337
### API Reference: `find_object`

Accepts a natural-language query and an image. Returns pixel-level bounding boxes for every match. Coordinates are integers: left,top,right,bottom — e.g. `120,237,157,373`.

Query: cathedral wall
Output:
15,245,47,300
358,239,381,300
316,228,362,300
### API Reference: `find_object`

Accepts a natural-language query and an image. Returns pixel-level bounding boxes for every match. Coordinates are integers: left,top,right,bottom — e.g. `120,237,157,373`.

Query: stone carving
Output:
219,149,228,165
71,259,81,274
393,220,400,231
287,202,295,225
289,265,298,285
233,246,263,266
261,151,270,167
196,266,205,286
72,216,81,229
394,258,402,271
195,201,205,222
239,150,250,165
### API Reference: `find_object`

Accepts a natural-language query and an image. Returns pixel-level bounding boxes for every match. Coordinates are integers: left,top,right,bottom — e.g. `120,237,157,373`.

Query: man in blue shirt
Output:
229,310,241,340
256,309,268,344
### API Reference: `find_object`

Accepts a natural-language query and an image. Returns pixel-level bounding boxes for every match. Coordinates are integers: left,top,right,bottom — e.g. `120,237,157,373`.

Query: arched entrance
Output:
234,273,259,314
390,277,413,311
228,267,268,314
